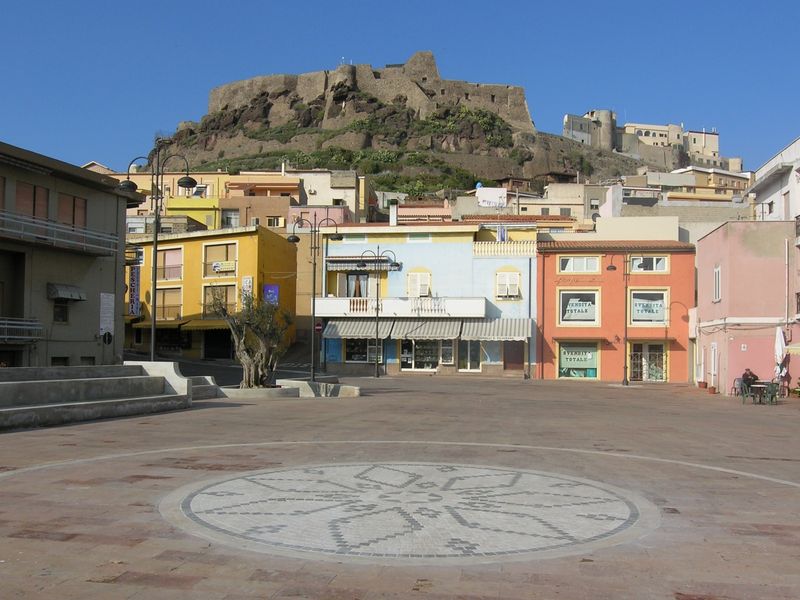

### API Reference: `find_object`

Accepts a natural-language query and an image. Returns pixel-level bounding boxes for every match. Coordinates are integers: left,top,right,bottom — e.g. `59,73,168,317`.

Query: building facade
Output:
748,136,800,222
1,141,136,366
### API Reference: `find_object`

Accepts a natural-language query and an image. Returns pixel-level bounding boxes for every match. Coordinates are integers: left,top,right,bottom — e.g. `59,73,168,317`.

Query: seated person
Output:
741,368,759,387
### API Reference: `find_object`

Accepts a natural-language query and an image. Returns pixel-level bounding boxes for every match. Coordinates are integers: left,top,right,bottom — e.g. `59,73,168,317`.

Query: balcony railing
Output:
154,304,182,320
473,241,536,256
315,296,486,318
156,264,183,280
0,209,118,255
0,318,44,343
203,303,236,317
203,260,238,277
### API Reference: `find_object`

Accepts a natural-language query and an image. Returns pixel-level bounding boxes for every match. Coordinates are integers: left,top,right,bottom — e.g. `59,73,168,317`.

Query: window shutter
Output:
418,273,430,297
496,272,508,297
337,273,347,297
508,273,520,297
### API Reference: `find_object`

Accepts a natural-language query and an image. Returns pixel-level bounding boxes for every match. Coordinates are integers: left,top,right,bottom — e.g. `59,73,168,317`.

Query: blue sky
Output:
2,0,798,172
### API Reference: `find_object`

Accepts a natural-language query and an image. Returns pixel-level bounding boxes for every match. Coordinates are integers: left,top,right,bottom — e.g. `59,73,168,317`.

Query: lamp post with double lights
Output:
119,138,197,361
287,214,343,382
606,253,629,386
358,246,400,378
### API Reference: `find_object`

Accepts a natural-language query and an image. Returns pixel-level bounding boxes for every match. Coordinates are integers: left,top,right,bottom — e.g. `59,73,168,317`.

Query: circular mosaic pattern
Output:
179,463,645,561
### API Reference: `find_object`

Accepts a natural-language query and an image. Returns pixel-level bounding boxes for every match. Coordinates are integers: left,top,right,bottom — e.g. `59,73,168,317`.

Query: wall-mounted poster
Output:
559,291,598,324
263,284,279,305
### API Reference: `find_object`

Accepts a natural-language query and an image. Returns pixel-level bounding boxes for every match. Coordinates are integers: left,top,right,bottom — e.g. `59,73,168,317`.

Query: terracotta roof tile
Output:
461,214,575,222
537,240,695,252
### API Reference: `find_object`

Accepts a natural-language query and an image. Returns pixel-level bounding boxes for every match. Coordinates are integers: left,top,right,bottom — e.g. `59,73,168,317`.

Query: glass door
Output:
400,340,413,370
630,343,665,382
458,340,481,371
400,340,439,370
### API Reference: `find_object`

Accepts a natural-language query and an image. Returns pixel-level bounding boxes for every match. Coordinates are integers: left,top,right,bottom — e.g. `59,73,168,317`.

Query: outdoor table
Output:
750,381,769,404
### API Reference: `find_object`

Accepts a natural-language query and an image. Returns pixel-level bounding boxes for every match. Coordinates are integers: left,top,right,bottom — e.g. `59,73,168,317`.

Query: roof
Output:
537,240,695,252
461,214,575,223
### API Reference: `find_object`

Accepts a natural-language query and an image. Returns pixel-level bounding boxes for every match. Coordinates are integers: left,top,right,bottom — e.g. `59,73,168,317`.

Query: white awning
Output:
323,318,394,339
392,319,462,340
461,318,533,341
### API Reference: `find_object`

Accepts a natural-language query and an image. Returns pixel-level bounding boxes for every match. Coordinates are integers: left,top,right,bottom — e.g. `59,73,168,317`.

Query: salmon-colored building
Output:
537,238,696,383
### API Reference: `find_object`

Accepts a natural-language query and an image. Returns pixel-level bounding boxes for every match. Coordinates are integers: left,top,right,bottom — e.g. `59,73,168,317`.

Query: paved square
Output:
1,376,799,599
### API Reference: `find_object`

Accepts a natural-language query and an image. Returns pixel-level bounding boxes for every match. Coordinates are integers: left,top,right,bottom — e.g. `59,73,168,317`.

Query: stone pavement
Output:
0,376,799,599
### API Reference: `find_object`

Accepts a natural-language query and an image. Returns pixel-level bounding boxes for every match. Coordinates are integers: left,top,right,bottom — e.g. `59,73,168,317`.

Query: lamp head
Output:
357,261,367,269
389,261,401,269
606,264,617,271
287,234,301,244
177,175,197,190
329,233,343,241
118,178,138,193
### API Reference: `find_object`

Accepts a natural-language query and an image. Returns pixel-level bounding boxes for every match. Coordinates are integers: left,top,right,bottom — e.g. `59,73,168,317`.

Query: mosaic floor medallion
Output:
173,463,653,563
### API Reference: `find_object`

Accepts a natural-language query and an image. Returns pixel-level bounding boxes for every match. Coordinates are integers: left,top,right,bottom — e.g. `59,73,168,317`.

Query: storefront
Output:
393,319,461,372
557,341,600,379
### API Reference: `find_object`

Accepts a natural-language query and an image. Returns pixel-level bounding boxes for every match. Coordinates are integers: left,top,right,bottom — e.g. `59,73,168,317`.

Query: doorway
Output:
458,340,481,371
503,341,524,370
204,329,233,359
630,343,665,381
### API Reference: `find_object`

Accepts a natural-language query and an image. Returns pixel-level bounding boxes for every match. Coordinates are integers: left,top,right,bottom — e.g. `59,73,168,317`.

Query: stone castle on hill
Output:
207,51,536,134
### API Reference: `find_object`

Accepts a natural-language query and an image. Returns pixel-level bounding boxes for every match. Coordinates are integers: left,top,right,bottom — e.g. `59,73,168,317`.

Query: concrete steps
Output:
190,376,221,400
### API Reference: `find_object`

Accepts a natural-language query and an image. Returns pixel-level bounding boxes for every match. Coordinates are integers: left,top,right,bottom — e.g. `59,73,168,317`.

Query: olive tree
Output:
209,287,291,388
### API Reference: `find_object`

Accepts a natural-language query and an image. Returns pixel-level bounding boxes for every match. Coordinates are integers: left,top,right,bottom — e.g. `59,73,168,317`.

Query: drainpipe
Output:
539,253,545,379
785,238,790,328
526,255,532,379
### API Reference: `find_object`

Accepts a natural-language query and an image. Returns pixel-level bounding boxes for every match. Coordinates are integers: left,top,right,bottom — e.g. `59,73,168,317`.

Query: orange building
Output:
537,240,695,383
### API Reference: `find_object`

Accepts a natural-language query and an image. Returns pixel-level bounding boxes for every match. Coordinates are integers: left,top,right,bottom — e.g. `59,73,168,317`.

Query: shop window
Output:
630,256,667,272
401,339,441,370
558,343,598,378
80,356,96,365
630,291,667,324
345,338,382,363
558,290,599,325
558,256,599,273
134,328,143,344
440,340,455,365
458,340,481,371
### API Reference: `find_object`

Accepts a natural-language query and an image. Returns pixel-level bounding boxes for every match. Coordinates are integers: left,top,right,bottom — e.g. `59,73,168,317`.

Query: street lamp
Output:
287,213,343,382
120,138,197,361
358,246,400,378
606,253,629,385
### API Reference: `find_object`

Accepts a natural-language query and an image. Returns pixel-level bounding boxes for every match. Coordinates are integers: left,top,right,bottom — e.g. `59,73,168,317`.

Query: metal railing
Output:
0,318,44,342
154,304,182,320
203,260,238,277
0,209,118,255
203,302,236,317
156,264,183,280
473,241,536,256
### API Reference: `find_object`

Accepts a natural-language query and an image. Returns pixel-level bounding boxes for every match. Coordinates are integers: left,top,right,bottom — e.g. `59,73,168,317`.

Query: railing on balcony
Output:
315,296,486,318
473,241,536,256
203,303,236,317
0,209,118,255
0,318,44,343
203,260,238,277
156,264,183,280
154,304,182,320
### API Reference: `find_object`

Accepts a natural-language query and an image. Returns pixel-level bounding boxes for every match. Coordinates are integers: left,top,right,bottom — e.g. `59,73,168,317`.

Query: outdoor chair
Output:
741,383,756,404
731,377,743,397
764,382,780,405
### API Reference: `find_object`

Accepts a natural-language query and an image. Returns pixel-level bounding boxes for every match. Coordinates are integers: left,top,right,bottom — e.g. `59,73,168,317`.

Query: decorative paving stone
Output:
176,463,649,562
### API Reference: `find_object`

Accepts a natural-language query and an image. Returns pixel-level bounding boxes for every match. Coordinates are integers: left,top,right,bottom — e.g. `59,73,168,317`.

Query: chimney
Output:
389,199,398,226
281,161,286,176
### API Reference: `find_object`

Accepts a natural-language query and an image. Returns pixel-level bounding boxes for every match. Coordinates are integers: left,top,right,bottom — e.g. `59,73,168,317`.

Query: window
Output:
408,272,431,297
80,356,96,366
541,207,549,216
345,338,383,363
204,284,236,316
767,201,774,215
157,248,182,280
631,291,667,324
0,175,4,209
16,182,48,218
57,194,87,227
496,271,521,298
713,266,721,302
407,233,431,243
155,288,181,319
53,299,69,323
190,184,209,198
440,340,455,365
346,273,369,297
342,234,367,243
558,290,599,325
590,199,600,210
558,256,599,273
51,356,69,366
559,343,598,378
221,209,240,228
560,207,571,217
630,256,668,272
204,243,237,276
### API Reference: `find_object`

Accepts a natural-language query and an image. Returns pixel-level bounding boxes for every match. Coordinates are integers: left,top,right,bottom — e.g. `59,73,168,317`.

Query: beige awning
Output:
786,343,800,356
181,319,230,331
461,318,532,341
323,319,394,339
392,319,462,340
132,320,188,329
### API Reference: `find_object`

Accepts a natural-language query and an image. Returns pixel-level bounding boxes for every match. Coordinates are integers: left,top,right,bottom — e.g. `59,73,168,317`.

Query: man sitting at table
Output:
742,368,759,387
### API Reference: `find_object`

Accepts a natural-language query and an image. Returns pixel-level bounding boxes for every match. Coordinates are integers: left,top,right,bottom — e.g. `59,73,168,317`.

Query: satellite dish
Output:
475,182,483,189
591,213,600,222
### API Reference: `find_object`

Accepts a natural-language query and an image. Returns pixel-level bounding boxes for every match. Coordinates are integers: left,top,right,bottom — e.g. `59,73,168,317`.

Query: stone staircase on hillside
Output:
0,364,191,430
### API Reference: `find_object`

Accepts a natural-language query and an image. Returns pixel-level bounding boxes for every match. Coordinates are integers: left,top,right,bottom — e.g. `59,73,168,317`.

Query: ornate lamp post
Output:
119,138,197,361
287,214,343,382
606,253,629,386
358,246,400,378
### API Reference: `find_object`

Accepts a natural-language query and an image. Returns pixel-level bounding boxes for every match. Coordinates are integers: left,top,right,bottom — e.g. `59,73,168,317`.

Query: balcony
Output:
315,296,486,318
156,264,183,281
473,241,535,256
0,209,118,256
0,318,44,343
154,304,182,320
203,303,236,317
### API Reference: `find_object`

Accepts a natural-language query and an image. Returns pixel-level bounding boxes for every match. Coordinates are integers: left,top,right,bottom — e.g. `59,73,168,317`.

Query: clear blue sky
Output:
2,0,798,173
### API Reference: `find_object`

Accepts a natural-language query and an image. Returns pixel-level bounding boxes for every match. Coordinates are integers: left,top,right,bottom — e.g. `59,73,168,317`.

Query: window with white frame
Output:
345,338,383,363
631,290,667,324
558,256,599,273
440,340,455,365
407,272,431,297
496,271,521,298
342,234,367,243
630,256,668,272
407,233,431,243
713,266,721,301
221,209,240,228
558,290,599,325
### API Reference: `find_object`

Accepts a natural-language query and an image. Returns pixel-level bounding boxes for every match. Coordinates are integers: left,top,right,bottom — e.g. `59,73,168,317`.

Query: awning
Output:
326,256,398,272
123,315,141,324
181,319,230,331
461,318,532,341
46,283,87,301
132,320,189,329
786,343,800,356
323,319,394,339
392,319,462,340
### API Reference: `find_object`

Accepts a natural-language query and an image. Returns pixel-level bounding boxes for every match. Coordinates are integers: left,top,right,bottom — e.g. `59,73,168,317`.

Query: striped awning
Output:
323,318,394,339
392,319,462,340
181,319,230,331
326,256,395,272
132,320,189,329
461,318,533,341
786,343,800,356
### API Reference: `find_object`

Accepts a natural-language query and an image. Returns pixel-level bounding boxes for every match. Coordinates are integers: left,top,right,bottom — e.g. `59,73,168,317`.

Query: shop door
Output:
400,340,413,370
205,329,233,359
503,341,524,370
630,343,665,382
458,340,481,371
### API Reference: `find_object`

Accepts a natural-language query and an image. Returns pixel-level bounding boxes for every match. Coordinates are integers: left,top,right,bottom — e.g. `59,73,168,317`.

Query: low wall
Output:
124,361,191,397
219,387,300,400
276,379,360,398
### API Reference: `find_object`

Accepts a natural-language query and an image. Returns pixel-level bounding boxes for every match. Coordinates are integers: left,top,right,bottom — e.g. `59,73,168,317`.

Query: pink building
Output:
696,221,799,394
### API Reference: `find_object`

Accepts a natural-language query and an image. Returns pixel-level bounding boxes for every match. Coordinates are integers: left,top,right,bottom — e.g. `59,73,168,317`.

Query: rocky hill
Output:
159,52,647,192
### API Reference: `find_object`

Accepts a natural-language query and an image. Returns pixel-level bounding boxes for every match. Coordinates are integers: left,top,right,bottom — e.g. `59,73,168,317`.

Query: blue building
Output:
317,216,536,377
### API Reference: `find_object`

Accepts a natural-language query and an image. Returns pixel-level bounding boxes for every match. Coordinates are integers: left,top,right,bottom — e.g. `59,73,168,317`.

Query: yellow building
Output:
666,166,752,201
124,226,296,359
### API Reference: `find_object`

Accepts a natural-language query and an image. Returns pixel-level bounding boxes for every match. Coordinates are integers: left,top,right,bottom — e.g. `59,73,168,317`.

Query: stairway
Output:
190,375,222,400
0,364,191,430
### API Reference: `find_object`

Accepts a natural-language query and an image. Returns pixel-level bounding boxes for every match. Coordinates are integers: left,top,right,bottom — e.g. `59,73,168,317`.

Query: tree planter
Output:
698,381,708,389
708,386,716,394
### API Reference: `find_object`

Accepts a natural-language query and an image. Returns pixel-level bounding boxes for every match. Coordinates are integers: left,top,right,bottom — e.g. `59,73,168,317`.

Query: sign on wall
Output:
100,293,115,335
631,292,665,322
129,266,140,316
212,260,236,273
263,284,279,305
242,276,253,297
477,187,507,207
560,291,597,322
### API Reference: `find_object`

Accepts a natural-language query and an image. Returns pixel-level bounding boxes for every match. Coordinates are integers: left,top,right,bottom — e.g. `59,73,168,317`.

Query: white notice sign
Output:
477,187,508,207
100,292,115,335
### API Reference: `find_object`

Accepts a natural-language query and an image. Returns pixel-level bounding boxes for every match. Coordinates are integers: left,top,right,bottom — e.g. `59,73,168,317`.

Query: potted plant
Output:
708,385,716,394
698,381,708,389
